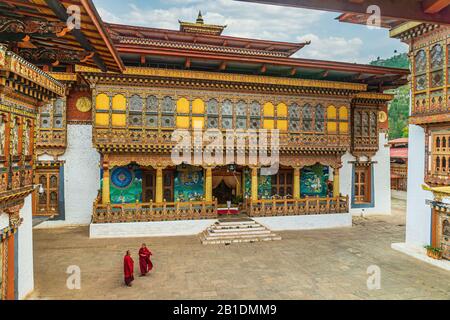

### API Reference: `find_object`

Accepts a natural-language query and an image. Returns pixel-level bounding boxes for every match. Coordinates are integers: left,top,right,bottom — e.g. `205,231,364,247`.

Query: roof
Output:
238,0,450,25
106,23,308,58
389,138,409,145
0,0,124,72
107,22,409,92
391,148,408,159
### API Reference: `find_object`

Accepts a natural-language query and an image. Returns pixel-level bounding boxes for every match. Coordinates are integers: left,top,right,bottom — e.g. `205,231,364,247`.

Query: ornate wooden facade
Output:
77,62,396,223
393,25,450,187
388,22,450,259
0,45,64,299
0,8,409,226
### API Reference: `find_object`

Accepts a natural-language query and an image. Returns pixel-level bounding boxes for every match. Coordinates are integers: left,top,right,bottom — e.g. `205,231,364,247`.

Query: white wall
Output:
17,195,34,300
36,125,100,228
340,132,391,216
405,124,432,246
254,213,352,231
90,219,218,239
0,212,9,230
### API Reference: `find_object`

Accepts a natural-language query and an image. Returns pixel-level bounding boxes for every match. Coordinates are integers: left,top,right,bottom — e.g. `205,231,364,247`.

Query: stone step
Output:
217,219,256,225
200,231,280,240
212,223,261,229
207,227,268,233
200,217,281,245
200,235,282,245
205,230,272,237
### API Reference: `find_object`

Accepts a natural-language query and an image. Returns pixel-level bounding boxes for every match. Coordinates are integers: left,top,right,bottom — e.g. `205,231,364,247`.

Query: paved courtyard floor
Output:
30,198,449,300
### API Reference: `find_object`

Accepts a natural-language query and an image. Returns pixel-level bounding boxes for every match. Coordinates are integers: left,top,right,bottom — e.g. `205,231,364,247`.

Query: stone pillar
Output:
102,164,111,204
293,167,301,199
333,166,340,198
155,167,164,203
236,174,242,197
251,166,258,201
205,166,213,201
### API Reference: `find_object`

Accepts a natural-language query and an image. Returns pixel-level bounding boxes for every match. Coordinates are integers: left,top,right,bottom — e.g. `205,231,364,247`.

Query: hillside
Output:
370,53,410,140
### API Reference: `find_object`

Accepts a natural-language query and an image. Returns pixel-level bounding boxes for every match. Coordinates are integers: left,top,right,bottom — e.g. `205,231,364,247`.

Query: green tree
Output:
370,53,410,140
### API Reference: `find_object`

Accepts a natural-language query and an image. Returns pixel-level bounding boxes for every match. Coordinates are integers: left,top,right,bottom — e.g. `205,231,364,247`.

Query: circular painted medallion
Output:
378,111,387,123
111,167,134,189
76,97,92,113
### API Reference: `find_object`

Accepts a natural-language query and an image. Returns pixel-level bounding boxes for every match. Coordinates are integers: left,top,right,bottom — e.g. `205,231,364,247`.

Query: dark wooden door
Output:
142,171,155,202
36,169,59,216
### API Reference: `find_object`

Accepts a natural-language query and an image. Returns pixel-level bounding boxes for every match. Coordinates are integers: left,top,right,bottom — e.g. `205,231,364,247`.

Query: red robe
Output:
123,255,134,285
139,247,153,275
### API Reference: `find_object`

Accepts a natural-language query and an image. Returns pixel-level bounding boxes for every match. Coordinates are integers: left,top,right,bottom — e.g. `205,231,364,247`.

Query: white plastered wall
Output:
17,195,34,300
36,124,100,228
405,124,432,246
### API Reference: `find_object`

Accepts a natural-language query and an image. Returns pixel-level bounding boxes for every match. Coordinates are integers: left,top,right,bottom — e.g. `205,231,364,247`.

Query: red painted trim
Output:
81,0,125,72
116,45,410,76
6,234,14,300
106,23,306,52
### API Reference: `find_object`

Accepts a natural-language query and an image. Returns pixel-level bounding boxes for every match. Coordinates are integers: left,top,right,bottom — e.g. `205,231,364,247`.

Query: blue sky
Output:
93,0,408,64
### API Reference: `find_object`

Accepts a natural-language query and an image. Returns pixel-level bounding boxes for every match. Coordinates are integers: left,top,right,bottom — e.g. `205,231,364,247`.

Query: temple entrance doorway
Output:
213,180,233,204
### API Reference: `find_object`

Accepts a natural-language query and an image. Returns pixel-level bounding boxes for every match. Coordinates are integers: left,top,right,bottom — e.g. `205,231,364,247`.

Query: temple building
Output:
388,23,450,263
26,8,408,239
389,138,408,195
0,1,411,291
3,6,409,237
0,45,65,299
328,2,450,264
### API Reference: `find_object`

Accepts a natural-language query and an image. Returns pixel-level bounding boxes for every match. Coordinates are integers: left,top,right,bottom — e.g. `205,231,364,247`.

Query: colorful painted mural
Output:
243,170,272,199
301,164,329,197
109,165,143,204
259,175,272,199
174,167,204,201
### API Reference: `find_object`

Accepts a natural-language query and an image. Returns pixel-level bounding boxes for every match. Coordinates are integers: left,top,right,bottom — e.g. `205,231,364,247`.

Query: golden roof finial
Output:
196,11,204,24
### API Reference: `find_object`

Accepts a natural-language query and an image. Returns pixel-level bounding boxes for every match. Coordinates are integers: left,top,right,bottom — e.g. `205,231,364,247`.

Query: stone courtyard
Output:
29,199,449,300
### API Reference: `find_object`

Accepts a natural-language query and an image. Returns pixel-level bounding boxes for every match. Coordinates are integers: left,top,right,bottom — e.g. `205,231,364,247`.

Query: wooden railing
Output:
93,128,350,151
0,169,34,200
92,197,218,224
36,129,66,148
247,196,349,217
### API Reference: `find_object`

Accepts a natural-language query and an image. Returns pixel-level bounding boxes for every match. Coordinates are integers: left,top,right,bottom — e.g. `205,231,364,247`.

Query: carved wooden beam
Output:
18,48,93,65
0,16,67,41
423,0,450,14
237,0,450,25
44,0,107,72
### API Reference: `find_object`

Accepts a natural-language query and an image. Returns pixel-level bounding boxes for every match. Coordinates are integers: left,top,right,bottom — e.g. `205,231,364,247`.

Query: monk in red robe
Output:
123,250,134,287
138,243,153,276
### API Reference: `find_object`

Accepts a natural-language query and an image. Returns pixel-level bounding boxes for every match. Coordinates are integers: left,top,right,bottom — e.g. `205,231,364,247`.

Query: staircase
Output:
200,217,281,245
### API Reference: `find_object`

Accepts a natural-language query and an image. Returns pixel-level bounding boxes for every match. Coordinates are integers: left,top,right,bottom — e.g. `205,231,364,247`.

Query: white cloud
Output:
96,0,324,42
295,34,366,63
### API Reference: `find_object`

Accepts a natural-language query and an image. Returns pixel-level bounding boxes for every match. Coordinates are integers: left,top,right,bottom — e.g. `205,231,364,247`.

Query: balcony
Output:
247,196,349,217
93,127,350,153
0,168,35,206
92,197,219,224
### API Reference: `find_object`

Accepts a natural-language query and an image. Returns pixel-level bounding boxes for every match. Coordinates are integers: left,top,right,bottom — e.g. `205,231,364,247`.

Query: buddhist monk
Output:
138,243,153,276
123,250,134,287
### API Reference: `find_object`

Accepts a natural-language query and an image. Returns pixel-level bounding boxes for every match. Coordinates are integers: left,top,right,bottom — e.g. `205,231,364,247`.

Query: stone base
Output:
392,190,407,200
391,243,450,272
90,219,218,239
253,213,352,231
200,217,281,245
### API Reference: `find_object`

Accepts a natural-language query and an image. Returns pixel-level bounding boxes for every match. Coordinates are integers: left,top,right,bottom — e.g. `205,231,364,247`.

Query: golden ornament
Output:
76,97,92,113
